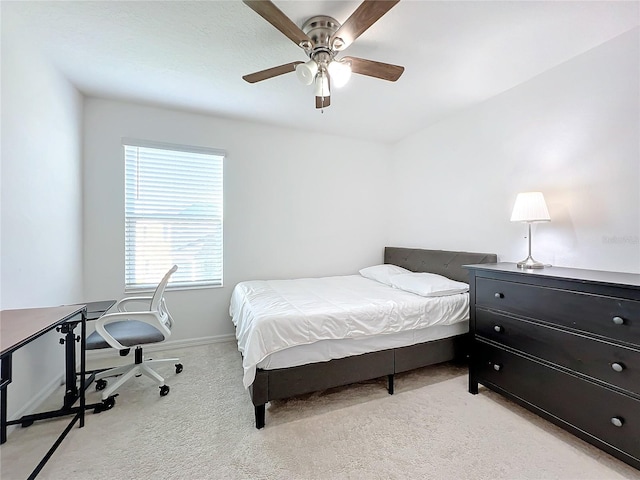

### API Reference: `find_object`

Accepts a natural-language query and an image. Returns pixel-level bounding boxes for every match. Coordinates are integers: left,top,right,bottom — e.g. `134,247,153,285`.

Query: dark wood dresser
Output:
465,263,640,470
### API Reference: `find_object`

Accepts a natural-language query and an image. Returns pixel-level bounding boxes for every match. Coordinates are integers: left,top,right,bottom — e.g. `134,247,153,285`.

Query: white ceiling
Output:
3,1,639,143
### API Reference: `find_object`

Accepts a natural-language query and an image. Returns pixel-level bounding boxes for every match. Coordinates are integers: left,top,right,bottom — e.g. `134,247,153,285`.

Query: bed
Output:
230,247,497,428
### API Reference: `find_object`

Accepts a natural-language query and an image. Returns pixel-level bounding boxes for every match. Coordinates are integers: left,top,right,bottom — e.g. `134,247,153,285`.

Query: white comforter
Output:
230,275,469,388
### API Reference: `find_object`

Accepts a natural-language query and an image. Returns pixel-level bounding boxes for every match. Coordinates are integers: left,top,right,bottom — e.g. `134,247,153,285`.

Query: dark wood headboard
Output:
384,247,497,283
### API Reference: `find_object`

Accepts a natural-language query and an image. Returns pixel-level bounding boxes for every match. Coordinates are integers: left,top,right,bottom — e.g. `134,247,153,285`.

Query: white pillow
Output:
359,264,412,286
389,272,469,297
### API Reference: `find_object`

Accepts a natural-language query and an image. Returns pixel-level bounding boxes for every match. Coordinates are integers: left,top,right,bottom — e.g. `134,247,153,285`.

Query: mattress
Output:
230,274,469,388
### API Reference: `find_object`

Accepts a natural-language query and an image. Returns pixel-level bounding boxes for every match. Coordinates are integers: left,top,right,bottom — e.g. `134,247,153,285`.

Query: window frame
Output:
122,138,225,292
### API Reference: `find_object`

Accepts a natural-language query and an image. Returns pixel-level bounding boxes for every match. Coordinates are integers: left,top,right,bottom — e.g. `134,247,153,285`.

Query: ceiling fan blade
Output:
243,61,303,83
243,0,312,47
330,0,400,51
315,96,331,109
342,56,404,82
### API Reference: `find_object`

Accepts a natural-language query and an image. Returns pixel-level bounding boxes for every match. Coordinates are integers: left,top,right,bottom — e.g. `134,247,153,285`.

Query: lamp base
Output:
516,255,547,269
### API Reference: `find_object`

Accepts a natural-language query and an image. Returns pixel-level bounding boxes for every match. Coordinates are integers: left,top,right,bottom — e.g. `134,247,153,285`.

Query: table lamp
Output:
510,192,551,269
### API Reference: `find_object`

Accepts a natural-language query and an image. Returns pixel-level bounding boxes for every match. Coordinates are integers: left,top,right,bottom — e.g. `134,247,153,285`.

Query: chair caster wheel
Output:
175,363,183,374
94,396,117,413
95,379,107,391
21,420,34,428
159,385,170,396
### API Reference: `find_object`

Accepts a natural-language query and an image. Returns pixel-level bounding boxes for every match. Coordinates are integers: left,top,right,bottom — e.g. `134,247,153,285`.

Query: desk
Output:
0,301,114,479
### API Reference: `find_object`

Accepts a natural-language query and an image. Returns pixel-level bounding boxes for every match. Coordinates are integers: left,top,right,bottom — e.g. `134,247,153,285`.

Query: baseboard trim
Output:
6,372,66,437
86,334,236,361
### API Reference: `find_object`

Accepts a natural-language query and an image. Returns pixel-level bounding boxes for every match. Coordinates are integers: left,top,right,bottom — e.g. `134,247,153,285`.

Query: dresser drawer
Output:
475,342,640,460
476,277,640,345
476,309,640,397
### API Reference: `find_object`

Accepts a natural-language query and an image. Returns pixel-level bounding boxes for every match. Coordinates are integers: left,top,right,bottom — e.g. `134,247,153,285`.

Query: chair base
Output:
94,349,179,400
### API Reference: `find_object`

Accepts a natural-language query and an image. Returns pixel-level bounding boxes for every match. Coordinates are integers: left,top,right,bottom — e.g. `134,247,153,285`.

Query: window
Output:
123,139,224,290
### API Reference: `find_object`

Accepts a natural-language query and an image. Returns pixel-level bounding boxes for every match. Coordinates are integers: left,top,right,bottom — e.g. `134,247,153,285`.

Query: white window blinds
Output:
124,139,224,290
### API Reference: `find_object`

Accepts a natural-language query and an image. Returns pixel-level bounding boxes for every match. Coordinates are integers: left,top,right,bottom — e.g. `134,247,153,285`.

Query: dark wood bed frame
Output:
248,247,497,428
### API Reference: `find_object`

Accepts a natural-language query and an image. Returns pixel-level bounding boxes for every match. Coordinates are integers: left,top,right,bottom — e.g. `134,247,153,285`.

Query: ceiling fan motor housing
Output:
301,15,342,61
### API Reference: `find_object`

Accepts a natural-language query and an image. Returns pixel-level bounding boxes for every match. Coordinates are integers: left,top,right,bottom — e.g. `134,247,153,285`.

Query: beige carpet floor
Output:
1,341,639,480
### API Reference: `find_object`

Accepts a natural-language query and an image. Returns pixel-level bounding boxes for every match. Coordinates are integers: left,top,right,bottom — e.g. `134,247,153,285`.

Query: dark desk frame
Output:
0,301,114,479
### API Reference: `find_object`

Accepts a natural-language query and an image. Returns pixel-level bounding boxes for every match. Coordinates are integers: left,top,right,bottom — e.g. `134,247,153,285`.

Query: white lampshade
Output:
296,60,318,86
327,60,351,88
510,192,551,223
314,71,330,97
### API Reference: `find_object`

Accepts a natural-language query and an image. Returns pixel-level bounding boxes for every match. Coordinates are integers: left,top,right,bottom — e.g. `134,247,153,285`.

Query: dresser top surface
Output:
464,262,640,289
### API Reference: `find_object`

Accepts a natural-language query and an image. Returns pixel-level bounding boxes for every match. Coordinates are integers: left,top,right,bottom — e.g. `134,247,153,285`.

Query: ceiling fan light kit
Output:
295,60,318,86
314,71,330,98
242,0,405,109
327,59,352,88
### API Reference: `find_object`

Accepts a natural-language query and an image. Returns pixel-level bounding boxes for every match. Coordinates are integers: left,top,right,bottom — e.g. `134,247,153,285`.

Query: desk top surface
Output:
85,300,116,320
0,305,85,356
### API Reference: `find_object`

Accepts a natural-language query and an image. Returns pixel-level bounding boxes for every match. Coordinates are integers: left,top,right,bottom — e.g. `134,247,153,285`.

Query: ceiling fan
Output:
242,0,405,109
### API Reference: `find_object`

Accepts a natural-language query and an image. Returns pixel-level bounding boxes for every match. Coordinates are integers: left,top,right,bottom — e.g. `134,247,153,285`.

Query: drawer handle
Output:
492,363,502,371
611,362,625,372
612,316,625,325
494,293,504,299
611,417,624,428
494,325,504,333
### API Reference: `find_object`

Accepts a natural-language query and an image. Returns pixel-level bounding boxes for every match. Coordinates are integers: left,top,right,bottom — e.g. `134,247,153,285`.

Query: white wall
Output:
1,23,84,419
388,28,640,274
83,99,391,341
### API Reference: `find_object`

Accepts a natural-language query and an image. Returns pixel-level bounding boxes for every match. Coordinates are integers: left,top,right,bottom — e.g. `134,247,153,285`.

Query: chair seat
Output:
86,320,165,350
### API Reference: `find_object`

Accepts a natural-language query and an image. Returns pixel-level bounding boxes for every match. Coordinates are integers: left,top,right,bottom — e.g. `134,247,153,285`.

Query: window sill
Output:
125,283,223,294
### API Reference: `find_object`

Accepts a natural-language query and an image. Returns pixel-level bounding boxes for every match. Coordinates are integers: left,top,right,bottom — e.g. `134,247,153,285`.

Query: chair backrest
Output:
150,265,178,313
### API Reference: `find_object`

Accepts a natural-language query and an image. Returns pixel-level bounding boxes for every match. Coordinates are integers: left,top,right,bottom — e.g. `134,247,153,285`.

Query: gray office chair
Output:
86,265,183,401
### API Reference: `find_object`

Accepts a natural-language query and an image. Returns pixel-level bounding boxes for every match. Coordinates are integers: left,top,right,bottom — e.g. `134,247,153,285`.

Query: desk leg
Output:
60,322,79,409
1,354,12,444
59,312,86,425
79,311,86,427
